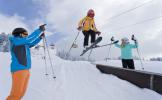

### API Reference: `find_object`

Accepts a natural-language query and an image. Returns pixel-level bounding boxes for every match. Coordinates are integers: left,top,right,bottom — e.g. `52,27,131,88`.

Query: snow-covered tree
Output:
0,33,10,52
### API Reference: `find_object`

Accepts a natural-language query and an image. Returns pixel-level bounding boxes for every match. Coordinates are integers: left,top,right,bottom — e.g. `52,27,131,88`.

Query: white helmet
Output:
121,37,129,44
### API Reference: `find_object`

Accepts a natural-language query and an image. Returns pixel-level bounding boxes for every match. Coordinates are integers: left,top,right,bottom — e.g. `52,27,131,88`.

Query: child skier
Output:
114,37,138,69
77,9,101,49
7,24,46,100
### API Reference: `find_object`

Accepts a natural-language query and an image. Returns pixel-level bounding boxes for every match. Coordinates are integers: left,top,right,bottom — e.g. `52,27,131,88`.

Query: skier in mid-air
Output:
77,9,101,50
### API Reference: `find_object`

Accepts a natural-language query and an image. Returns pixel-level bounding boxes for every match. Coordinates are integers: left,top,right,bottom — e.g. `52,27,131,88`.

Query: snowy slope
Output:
0,49,162,100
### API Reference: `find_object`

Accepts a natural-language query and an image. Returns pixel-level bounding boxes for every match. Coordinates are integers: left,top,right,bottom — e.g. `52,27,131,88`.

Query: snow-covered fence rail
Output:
96,64,162,94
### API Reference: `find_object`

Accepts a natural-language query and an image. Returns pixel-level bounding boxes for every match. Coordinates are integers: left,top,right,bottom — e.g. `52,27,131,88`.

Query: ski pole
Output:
42,37,48,76
43,32,56,79
106,36,114,61
132,35,144,70
68,31,80,54
136,47,144,70
41,24,48,76
106,43,112,61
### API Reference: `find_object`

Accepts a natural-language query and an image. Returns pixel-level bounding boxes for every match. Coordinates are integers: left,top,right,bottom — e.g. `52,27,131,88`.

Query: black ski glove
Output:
131,35,136,41
40,33,45,39
131,35,138,44
96,31,101,36
39,24,46,31
111,36,114,41
77,26,82,31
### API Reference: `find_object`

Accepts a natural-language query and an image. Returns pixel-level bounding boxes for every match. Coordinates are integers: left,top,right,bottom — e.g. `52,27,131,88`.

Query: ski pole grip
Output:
42,24,47,26
131,35,135,40
40,24,47,32
111,36,114,41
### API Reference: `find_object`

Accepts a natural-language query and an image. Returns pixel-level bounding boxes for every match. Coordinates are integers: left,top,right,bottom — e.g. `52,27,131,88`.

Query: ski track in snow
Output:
0,50,162,100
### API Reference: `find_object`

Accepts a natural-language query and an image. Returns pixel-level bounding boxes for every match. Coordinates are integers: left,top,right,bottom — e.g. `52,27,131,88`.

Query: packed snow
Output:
0,49,162,100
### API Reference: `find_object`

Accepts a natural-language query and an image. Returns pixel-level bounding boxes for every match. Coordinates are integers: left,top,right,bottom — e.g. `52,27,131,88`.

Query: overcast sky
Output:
0,0,162,58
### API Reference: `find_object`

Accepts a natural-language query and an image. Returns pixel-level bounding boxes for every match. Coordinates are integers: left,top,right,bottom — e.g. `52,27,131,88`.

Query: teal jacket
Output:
9,29,42,72
114,43,138,59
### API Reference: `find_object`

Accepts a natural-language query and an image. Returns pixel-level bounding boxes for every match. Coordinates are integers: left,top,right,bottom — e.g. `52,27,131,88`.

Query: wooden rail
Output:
96,64,162,94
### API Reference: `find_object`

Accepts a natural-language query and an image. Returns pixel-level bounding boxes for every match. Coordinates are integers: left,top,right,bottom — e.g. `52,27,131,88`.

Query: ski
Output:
80,37,102,56
92,40,119,49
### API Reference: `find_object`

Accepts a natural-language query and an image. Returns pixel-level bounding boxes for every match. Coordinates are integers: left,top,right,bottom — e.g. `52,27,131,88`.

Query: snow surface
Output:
0,49,162,100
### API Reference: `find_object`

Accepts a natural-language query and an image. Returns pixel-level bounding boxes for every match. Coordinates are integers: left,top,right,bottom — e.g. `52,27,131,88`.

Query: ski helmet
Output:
87,9,95,18
121,37,129,44
12,28,28,37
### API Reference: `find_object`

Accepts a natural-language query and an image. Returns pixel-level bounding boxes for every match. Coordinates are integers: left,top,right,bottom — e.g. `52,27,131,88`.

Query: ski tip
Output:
98,36,102,41
114,40,119,44
80,52,85,56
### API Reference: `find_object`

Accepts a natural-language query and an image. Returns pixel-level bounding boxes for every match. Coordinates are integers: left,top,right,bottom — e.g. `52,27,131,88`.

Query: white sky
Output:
40,0,162,58
0,0,162,58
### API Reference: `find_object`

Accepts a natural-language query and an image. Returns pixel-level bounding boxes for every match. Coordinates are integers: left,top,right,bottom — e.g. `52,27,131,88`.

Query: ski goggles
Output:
22,32,28,36
21,32,28,37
